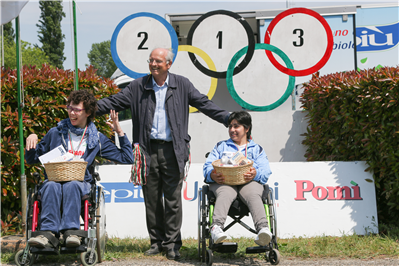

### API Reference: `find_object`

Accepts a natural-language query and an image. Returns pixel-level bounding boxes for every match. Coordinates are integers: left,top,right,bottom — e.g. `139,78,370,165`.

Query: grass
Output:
3,225,399,264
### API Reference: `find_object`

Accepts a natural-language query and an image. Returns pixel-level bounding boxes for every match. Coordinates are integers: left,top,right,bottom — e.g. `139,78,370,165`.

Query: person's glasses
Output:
147,59,165,64
66,105,85,114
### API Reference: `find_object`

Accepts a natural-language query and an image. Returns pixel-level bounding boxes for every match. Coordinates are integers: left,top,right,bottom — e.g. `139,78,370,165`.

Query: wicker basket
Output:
44,161,87,182
212,159,253,186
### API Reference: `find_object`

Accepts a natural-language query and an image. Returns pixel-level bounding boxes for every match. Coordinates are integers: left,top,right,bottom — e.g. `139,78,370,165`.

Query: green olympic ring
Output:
226,43,295,111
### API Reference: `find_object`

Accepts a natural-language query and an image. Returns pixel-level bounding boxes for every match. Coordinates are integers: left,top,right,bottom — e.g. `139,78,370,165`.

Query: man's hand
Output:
106,110,124,136
26,134,38,151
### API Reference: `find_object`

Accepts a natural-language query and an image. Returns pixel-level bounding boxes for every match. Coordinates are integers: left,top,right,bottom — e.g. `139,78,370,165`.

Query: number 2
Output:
293,29,304,47
138,32,148,50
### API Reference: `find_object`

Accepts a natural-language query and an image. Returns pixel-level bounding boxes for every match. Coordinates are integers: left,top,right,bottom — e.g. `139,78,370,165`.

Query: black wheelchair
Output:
198,184,280,266
15,171,107,266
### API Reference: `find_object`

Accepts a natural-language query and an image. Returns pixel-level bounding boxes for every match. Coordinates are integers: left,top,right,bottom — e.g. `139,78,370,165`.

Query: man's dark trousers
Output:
142,140,184,251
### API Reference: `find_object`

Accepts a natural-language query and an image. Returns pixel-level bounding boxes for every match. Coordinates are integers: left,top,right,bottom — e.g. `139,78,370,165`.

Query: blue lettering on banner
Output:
333,41,355,50
183,181,198,201
101,182,144,203
101,181,278,203
356,22,399,52
101,182,199,203
268,182,279,201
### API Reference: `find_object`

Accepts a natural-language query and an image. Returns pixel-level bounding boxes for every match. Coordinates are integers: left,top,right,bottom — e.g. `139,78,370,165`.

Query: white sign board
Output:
97,161,378,240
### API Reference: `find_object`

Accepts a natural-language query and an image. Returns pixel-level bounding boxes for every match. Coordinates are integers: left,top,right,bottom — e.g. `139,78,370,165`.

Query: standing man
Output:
96,47,229,260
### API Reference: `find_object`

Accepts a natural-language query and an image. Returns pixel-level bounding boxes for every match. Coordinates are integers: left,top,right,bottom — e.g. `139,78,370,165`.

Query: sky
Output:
13,0,399,71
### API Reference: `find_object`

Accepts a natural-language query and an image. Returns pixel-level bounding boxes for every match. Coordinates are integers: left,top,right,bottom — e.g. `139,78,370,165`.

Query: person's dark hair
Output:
67,89,98,123
228,111,252,139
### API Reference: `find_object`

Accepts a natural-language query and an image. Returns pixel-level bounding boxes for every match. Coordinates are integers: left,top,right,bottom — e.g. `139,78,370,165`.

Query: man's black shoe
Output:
144,246,162,256
166,249,181,260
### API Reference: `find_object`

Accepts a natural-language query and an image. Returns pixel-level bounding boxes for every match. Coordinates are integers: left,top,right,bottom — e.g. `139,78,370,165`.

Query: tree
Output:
3,40,49,69
87,40,117,78
36,0,66,69
3,22,15,44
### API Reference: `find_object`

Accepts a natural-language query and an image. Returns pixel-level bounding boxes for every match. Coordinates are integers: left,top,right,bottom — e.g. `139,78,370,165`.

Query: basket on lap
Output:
44,161,87,182
212,159,253,185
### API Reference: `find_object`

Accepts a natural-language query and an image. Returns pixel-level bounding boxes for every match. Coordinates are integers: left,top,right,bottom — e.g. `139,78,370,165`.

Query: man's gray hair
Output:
151,47,175,63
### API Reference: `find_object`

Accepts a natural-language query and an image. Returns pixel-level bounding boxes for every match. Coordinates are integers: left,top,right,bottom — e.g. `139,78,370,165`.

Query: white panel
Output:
170,49,214,96
231,49,291,107
97,161,378,240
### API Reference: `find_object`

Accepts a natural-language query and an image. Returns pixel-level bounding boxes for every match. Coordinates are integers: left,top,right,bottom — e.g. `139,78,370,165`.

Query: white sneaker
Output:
66,235,81,247
28,234,55,248
254,227,272,246
211,225,227,244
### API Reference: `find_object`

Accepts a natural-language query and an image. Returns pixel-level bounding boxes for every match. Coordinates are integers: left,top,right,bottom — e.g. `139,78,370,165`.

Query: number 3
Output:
293,29,304,47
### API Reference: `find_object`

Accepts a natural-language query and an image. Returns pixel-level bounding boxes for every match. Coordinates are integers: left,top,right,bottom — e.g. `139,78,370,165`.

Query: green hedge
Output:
300,66,399,225
1,64,120,234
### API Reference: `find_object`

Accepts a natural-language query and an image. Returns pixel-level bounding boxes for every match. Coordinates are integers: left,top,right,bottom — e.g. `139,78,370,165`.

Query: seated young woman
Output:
25,89,134,248
203,111,273,246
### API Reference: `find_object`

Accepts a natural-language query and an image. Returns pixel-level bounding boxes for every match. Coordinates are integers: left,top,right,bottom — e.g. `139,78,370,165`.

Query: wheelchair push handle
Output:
93,172,101,181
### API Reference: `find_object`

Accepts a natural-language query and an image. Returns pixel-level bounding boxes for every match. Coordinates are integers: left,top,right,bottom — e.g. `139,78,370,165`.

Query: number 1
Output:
216,31,222,49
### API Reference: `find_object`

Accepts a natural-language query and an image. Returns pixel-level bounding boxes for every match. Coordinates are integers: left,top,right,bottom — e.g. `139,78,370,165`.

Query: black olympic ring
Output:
186,10,255,79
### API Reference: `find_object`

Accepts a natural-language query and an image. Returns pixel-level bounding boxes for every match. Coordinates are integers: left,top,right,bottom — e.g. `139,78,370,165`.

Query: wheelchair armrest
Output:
208,190,216,204
262,184,270,203
202,185,216,203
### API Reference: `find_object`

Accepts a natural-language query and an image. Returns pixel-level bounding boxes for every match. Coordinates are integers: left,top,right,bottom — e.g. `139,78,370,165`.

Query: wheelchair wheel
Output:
268,249,281,265
198,187,207,262
268,189,278,241
25,192,33,237
15,249,35,266
206,249,213,266
96,186,107,263
80,248,98,266
197,188,202,261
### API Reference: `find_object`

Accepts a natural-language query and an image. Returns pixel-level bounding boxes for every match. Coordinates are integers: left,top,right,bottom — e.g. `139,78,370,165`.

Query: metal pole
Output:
73,0,78,90
1,24,4,67
353,14,358,71
16,16,27,236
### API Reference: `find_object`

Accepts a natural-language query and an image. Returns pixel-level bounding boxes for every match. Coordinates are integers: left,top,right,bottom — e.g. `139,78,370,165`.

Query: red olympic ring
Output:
264,8,334,77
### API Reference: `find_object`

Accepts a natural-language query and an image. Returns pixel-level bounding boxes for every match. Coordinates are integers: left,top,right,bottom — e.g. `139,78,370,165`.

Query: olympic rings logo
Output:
111,9,333,112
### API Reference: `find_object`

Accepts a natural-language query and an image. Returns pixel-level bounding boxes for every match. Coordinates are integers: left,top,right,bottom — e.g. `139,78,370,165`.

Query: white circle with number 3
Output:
267,13,328,71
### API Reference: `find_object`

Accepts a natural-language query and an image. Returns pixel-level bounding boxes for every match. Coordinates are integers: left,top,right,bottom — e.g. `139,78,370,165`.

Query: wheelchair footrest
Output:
30,247,60,255
60,245,86,254
246,246,270,254
213,242,238,253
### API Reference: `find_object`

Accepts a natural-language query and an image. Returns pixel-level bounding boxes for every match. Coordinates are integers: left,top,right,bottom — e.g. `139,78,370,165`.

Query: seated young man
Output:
25,89,134,248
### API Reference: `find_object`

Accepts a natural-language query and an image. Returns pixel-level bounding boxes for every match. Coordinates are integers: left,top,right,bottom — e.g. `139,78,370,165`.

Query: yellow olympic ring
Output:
178,45,218,113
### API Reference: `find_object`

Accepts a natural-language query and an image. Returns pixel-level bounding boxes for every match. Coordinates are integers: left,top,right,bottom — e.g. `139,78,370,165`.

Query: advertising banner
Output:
356,5,399,70
97,161,378,239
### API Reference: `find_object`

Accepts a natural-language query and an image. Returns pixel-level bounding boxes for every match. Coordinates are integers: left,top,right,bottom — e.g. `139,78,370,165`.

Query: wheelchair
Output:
15,171,107,266
198,184,280,266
